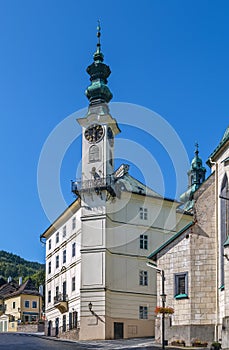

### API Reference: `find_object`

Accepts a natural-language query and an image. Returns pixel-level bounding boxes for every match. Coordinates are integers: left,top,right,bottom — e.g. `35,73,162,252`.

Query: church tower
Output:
180,143,206,211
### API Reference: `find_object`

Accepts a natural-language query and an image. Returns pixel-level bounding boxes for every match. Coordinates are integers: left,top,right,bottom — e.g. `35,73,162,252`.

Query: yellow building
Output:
0,278,42,332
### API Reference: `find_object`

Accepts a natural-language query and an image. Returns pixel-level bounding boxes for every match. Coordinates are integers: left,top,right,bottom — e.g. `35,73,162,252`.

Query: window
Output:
56,255,59,268
220,174,229,287
73,311,78,328
174,272,188,298
140,234,148,249
24,301,29,308
139,207,148,220
48,239,51,250
63,315,66,332
63,225,66,238
56,232,59,244
12,302,15,309
69,312,73,330
32,301,37,309
56,286,59,297
139,306,148,319
48,261,51,274
72,217,76,230
89,145,100,162
48,290,51,303
72,242,76,257
63,249,66,264
139,271,148,286
72,276,76,291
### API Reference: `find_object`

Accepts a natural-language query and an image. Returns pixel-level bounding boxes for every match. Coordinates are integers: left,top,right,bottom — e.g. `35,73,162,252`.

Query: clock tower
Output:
77,23,120,198
73,23,120,339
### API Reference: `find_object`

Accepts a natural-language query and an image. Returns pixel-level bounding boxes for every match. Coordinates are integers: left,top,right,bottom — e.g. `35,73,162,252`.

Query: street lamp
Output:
147,261,166,349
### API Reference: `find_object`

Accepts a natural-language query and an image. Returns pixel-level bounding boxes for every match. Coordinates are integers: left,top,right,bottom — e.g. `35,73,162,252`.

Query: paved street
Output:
0,333,165,350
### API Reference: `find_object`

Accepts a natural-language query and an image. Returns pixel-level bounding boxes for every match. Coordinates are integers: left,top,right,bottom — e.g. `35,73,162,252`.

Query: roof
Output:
207,126,229,164
40,197,81,240
1,278,41,299
114,164,178,203
147,221,194,260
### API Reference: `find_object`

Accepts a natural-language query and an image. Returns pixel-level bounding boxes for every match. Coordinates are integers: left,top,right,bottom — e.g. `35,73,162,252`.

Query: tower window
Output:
139,207,148,220
89,145,100,163
140,234,148,249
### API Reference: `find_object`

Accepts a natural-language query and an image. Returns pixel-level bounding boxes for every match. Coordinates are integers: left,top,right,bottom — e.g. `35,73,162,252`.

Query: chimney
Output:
39,285,43,296
19,277,23,286
7,276,12,283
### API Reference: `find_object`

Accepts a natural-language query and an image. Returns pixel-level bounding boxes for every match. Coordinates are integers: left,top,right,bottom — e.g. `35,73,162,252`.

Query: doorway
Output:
114,322,124,339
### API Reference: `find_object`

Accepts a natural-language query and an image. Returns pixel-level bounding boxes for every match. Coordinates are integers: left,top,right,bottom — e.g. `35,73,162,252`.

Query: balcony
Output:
71,175,116,198
54,293,68,313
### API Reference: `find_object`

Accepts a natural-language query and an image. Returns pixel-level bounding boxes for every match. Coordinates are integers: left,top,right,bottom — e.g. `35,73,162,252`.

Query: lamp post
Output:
147,261,166,349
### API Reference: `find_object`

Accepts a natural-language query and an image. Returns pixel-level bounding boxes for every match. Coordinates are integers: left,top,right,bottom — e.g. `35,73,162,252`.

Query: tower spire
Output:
85,22,113,105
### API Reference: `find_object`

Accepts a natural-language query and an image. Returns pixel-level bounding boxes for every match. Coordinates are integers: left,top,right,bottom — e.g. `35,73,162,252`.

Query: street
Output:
0,333,166,350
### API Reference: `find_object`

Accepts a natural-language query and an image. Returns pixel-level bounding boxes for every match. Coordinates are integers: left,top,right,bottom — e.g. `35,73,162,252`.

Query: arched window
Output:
89,145,100,163
220,174,229,287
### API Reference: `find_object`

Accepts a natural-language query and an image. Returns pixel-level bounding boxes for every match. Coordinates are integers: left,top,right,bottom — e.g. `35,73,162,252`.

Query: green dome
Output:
85,23,112,105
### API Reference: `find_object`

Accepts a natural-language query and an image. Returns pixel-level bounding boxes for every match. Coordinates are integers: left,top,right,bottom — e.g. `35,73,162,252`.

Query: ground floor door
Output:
114,322,124,339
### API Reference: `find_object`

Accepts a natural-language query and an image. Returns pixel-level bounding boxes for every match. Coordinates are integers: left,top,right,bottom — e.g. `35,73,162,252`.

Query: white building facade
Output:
41,29,190,340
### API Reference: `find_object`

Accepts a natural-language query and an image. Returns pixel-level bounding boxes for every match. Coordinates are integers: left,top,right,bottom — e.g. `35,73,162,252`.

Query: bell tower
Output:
76,22,120,198
72,23,120,340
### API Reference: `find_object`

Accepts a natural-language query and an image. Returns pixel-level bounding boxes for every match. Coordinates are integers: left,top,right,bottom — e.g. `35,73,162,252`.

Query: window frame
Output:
48,261,51,274
139,270,148,286
56,232,59,244
140,234,148,249
72,242,76,257
48,290,51,303
139,306,148,319
72,217,76,230
56,255,59,269
32,301,37,309
139,207,148,220
174,272,188,299
63,249,66,264
72,276,76,291
24,300,30,308
63,225,66,238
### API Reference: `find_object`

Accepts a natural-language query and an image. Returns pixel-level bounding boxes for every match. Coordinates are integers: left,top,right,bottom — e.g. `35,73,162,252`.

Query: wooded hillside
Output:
0,250,45,289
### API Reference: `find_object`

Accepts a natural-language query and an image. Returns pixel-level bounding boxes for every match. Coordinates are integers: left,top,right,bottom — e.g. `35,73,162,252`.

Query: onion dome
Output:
85,21,113,105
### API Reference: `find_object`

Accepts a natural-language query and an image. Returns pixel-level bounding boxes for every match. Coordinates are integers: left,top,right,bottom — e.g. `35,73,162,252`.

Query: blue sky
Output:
0,0,228,263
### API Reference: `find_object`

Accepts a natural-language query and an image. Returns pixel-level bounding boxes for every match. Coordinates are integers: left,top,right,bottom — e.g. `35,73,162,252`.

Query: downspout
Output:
209,158,219,341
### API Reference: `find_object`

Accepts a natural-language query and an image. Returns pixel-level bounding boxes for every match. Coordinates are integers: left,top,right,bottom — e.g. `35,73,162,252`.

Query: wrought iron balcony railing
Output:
54,293,68,304
71,175,116,197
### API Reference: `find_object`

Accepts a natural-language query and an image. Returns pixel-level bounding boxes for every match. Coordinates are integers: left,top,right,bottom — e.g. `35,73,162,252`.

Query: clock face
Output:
107,127,114,146
84,124,104,143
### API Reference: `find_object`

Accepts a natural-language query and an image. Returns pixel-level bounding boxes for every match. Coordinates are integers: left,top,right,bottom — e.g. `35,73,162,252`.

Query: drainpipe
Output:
209,158,219,341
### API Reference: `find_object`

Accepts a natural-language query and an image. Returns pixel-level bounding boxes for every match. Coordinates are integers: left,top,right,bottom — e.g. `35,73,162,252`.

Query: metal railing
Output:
72,175,116,197
54,293,68,304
